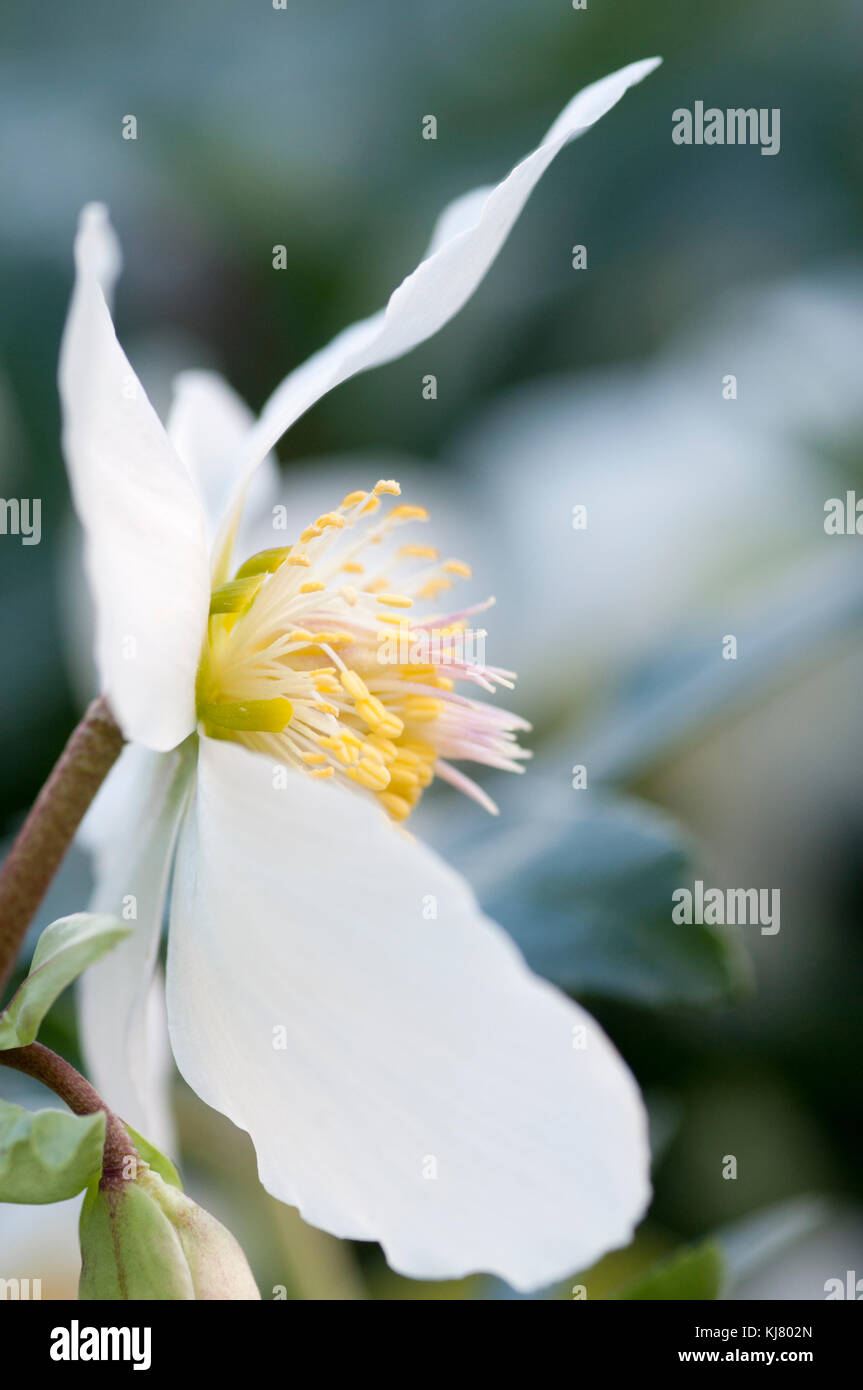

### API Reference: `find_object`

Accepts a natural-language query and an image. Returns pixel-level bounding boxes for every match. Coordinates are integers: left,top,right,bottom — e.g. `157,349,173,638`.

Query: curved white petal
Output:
214,58,661,554
167,369,280,559
78,740,196,1151
58,204,211,751
167,739,650,1290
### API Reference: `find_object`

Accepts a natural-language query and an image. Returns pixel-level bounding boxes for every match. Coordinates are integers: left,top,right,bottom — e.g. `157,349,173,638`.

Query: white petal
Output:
78,740,196,1151
167,369,280,558
58,203,211,751
167,739,650,1291
214,58,661,552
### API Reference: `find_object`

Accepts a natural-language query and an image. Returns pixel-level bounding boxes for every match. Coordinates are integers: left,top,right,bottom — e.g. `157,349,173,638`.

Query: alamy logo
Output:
0,497,41,545
50,1321,152,1371
377,625,486,668
672,880,780,935
824,1271,863,1300
672,102,780,156
0,1277,42,1299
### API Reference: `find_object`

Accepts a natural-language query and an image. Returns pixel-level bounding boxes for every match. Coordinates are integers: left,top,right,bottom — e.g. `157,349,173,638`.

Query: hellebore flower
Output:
61,60,658,1291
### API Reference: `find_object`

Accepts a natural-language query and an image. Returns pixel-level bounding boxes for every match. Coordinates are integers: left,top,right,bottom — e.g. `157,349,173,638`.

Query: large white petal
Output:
58,204,211,751
214,58,661,552
167,369,280,560
78,740,196,1151
167,739,650,1290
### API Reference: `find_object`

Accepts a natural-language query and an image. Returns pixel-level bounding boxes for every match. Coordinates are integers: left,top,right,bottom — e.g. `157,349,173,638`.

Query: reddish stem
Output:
0,695,124,996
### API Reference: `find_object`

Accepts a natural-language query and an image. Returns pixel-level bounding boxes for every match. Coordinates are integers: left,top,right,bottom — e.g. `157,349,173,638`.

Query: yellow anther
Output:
300,580,326,593
287,551,311,567
302,752,328,764
435,675,455,691
317,736,356,766
200,697,293,734
389,505,429,523
300,527,323,543
341,561,364,574
401,739,435,756
361,496,381,514
377,593,413,608
417,578,452,599
365,577,388,593
360,741,387,765
374,479,401,496
314,676,341,694
340,490,367,509
347,759,391,792
388,765,420,795
317,703,340,718
287,628,314,643
340,669,370,702
398,544,438,560
379,792,412,821
376,614,410,627
234,547,292,580
356,696,404,739
444,560,472,578
309,766,335,779
401,696,444,722
365,735,398,763
315,512,345,530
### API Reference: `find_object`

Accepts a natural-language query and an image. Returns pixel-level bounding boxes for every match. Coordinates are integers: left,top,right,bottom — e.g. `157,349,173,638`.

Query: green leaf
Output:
125,1125,183,1190
0,913,130,1049
470,797,749,1007
615,1240,724,1300
0,1098,105,1203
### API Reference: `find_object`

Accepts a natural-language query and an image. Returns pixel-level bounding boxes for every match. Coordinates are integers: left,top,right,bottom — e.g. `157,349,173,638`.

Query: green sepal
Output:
614,1239,724,1300
0,913,130,1050
0,1098,106,1204
125,1124,183,1189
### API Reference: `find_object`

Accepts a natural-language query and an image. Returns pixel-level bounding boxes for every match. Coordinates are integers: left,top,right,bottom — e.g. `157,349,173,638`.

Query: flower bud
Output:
79,1164,260,1300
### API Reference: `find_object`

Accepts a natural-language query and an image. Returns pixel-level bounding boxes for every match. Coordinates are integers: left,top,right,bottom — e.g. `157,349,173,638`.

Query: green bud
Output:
79,1164,260,1300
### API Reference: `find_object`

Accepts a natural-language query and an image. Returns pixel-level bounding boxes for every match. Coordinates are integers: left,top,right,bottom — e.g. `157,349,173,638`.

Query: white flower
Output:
60,60,658,1291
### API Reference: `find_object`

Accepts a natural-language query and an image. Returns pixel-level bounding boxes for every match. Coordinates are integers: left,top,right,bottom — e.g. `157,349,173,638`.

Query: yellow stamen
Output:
379,792,412,821
377,593,413,608
398,544,438,560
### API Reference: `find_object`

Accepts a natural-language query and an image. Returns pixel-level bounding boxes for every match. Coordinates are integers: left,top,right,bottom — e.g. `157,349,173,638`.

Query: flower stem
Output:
0,695,125,997
0,1041,137,1176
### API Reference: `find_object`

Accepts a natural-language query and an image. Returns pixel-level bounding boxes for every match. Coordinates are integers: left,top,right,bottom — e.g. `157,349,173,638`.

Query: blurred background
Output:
1,0,862,1299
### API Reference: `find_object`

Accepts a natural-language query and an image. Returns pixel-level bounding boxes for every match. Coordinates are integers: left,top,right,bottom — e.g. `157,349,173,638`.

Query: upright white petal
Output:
214,58,661,552
167,739,650,1291
79,740,196,1151
58,204,211,751
167,369,280,561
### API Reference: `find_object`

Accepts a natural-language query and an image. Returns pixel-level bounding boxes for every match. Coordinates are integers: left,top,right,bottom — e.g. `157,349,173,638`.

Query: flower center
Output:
196,481,529,819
